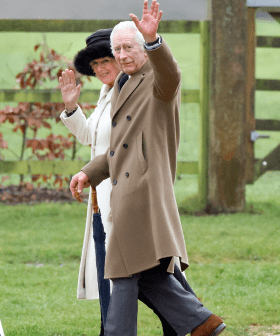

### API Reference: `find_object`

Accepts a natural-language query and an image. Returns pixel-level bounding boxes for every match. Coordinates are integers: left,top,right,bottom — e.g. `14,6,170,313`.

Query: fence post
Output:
208,0,247,212
198,20,211,207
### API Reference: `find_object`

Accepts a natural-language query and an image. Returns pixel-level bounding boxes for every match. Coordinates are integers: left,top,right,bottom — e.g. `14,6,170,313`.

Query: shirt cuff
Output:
144,36,162,51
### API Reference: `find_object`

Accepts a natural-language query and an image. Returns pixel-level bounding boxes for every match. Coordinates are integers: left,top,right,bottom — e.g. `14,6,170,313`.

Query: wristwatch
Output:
65,106,78,117
144,36,162,51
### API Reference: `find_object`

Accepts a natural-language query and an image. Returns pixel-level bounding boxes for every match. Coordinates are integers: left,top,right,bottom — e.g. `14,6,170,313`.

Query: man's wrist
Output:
145,34,159,44
144,35,162,51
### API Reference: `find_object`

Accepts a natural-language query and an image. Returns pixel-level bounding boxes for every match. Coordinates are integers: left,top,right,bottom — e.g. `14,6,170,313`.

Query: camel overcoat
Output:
82,38,189,279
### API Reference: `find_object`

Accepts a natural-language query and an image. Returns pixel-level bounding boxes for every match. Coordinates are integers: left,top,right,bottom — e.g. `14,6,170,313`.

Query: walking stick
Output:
91,187,110,326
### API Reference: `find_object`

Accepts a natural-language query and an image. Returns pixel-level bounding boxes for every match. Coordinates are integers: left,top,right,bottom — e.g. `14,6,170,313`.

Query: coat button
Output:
113,180,117,185
123,143,128,149
125,172,129,178
126,116,131,121
112,121,117,127
110,151,115,157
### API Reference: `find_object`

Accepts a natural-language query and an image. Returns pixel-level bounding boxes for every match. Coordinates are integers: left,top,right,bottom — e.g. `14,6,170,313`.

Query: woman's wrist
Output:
65,105,78,117
65,104,78,112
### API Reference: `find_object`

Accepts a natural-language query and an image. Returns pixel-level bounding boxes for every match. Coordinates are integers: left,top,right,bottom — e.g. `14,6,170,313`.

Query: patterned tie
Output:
118,73,129,92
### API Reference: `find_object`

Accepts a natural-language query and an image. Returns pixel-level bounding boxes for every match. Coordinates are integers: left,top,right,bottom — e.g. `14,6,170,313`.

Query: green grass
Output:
1,172,280,335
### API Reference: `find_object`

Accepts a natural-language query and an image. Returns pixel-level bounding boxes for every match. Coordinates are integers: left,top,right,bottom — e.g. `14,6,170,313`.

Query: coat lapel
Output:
110,61,152,119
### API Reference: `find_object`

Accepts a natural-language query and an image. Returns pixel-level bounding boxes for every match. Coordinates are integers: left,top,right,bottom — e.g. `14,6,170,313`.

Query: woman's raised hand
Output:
59,69,82,111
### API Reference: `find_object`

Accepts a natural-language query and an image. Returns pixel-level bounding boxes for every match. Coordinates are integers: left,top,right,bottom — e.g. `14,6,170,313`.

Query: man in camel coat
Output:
70,1,226,335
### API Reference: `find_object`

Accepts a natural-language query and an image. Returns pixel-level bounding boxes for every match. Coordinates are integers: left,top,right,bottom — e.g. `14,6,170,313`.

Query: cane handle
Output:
74,190,83,203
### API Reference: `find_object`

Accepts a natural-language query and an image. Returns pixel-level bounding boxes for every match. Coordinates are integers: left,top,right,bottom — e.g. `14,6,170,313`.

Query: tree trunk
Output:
208,0,248,212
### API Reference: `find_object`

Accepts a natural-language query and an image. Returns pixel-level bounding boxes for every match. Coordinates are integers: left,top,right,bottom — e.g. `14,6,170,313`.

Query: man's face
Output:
112,29,148,75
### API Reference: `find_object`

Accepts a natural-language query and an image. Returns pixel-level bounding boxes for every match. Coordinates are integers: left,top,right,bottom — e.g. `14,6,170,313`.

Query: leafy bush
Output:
0,40,95,188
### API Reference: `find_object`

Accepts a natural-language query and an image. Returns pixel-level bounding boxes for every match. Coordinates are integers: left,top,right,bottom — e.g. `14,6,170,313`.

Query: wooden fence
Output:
0,20,210,203
0,89,201,174
252,35,280,181
3,18,280,200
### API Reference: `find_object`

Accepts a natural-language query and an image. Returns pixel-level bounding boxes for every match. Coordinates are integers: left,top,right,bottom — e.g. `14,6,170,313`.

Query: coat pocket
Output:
136,131,148,174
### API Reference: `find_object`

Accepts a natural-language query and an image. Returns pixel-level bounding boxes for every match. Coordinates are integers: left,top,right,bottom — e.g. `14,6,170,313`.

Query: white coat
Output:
60,84,113,299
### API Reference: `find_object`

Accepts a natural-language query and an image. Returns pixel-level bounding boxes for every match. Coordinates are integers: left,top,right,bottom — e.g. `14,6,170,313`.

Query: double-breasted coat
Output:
82,38,189,280
60,85,113,299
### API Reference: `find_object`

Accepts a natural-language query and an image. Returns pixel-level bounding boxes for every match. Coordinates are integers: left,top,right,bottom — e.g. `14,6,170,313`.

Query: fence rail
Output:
256,119,280,131
254,145,280,178
4,81,278,104
257,35,280,48
256,79,280,91
0,89,199,104
0,20,200,34
0,160,199,175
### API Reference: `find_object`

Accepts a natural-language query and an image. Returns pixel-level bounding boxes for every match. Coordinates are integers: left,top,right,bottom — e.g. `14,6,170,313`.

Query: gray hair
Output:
110,21,145,54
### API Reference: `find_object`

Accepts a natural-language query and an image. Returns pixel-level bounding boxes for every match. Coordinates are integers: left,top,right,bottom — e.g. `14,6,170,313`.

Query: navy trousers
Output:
138,263,198,336
104,260,212,336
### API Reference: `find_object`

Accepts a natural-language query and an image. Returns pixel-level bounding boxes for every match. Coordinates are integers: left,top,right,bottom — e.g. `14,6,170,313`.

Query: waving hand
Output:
59,69,81,111
129,0,163,43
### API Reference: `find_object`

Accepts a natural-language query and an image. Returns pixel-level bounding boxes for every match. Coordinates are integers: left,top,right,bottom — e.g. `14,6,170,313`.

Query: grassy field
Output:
0,172,280,335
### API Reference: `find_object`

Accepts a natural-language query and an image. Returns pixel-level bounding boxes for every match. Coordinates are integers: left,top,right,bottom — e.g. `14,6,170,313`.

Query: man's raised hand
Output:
129,0,163,43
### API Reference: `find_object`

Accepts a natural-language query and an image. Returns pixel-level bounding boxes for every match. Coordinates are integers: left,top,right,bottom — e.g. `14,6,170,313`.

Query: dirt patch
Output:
249,324,280,336
0,184,88,205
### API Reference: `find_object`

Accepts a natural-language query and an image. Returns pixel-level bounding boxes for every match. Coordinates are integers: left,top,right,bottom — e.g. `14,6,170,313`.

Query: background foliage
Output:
0,39,95,187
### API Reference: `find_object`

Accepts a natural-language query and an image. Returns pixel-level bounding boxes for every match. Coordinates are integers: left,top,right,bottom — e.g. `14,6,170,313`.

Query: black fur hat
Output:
74,28,113,77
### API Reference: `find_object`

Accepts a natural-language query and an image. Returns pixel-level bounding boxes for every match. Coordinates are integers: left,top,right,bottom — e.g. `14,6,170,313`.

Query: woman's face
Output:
90,57,120,88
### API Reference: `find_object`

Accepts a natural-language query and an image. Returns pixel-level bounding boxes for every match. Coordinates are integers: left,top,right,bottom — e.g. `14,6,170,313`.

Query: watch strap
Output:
65,106,78,117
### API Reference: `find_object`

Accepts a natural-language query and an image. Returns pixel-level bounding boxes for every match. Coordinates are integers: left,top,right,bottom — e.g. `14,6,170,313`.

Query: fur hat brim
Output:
74,40,114,77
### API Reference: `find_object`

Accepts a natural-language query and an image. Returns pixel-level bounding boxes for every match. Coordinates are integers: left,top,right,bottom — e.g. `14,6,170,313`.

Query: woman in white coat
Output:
59,28,198,336
59,29,119,335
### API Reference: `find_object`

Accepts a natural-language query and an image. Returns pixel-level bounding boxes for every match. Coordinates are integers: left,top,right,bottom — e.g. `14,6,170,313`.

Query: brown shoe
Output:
191,314,226,336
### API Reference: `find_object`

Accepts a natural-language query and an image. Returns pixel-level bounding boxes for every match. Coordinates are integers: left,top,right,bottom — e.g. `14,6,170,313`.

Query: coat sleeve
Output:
146,38,181,102
81,150,110,187
60,105,92,146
